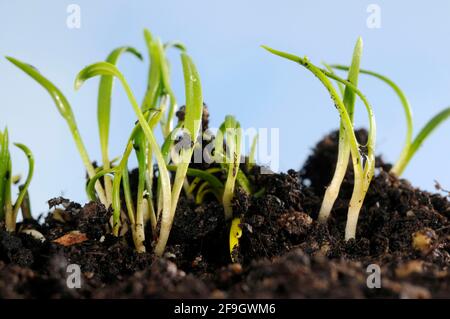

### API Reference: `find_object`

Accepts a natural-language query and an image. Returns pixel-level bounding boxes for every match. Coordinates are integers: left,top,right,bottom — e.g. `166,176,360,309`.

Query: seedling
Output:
6,57,108,206
215,116,243,220
318,38,363,223
263,44,377,240
0,128,34,232
97,46,143,206
331,65,450,177
77,49,203,256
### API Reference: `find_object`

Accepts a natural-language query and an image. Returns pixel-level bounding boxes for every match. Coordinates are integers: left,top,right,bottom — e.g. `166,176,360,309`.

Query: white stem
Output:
318,140,350,222
154,160,189,256
344,175,366,240
102,150,113,206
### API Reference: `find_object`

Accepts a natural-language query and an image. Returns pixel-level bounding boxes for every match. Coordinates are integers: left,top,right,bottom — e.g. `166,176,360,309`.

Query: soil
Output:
0,127,449,299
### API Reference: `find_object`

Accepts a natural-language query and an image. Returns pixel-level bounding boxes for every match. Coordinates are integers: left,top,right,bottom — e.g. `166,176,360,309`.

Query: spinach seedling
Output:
263,45,377,240
0,128,34,232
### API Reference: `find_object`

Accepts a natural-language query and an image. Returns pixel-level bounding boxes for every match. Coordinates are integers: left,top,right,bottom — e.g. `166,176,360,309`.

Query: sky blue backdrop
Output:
1,0,449,215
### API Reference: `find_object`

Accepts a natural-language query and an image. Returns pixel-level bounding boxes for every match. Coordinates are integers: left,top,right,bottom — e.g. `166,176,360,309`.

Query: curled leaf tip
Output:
74,76,84,90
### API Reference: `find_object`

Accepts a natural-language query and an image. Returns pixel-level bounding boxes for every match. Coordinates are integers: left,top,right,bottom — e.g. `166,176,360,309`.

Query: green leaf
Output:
402,107,450,173
167,165,224,193
158,40,178,136
86,168,116,201
332,65,412,141
262,44,377,241
155,52,204,256
0,129,11,220
323,62,345,96
164,41,187,52
181,52,203,143
7,56,107,204
98,46,142,169
342,37,363,122
76,61,172,239
12,143,34,219
6,57,76,127
221,115,242,220
142,30,163,111
317,38,362,223
332,64,413,175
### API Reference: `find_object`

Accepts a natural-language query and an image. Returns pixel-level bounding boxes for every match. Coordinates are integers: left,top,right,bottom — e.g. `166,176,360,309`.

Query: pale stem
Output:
318,135,350,222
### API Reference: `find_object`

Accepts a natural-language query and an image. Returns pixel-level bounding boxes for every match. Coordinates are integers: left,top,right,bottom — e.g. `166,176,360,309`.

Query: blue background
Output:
1,0,449,215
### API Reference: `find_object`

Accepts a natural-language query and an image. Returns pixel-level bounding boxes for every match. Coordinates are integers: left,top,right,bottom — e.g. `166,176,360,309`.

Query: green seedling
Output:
331,65,450,177
76,61,172,254
97,46,143,206
215,116,243,220
263,45,377,240
6,57,108,206
155,52,203,256
78,50,203,256
318,38,363,223
0,128,34,232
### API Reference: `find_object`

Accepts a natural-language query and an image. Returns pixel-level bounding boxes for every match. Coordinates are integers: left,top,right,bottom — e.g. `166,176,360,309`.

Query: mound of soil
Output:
0,129,448,298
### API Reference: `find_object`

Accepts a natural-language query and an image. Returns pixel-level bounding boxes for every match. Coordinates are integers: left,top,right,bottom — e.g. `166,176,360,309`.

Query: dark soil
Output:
0,129,449,299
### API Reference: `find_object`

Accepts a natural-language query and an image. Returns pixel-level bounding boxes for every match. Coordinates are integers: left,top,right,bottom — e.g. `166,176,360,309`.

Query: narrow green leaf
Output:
155,51,204,256
181,53,203,141
142,32,162,111
263,45,377,241
164,41,187,52
221,115,242,220
167,165,224,192
342,37,363,121
402,107,450,173
76,62,172,239
86,168,116,201
0,129,11,220
6,57,76,126
323,62,345,96
332,64,414,167
98,46,142,169
12,143,34,219
7,56,107,204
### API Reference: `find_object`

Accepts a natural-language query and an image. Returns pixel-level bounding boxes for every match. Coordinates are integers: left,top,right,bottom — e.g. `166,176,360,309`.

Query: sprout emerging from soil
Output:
263,44,377,240
215,116,243,220
97,46,143,207
77,40,203,255
318,38,363,223
75,61,173,254
0,128,34,232
331,66,450,177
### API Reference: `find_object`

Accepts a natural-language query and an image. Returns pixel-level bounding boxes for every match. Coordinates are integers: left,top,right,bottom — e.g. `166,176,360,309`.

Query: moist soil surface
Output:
0,129,449,298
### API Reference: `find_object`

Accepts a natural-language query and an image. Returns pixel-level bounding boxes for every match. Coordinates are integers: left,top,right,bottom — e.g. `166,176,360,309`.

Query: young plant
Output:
214,116,243,220
97,46,143,206
77,51,203,256
331,65,450,177
155,52,203,256
263,45,377,240
6,57,108,206
0,128,34,232
318,38,363,223
76,61,172,253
